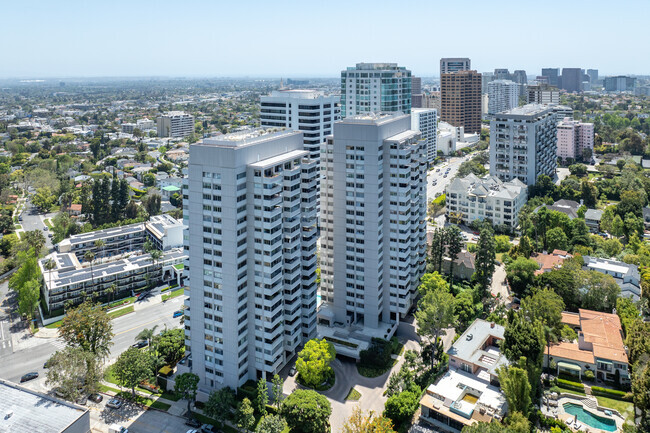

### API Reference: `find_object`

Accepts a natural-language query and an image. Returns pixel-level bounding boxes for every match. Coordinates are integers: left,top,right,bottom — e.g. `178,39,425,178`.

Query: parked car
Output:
20,372,39,383
42,227,48,231
201,425,218,433
108,425,128,433
76,395,88,405
132,340,148,349
186,418,201,428
173,310,183,318
88,393,103,403
289,366,297,376
106,398,123,409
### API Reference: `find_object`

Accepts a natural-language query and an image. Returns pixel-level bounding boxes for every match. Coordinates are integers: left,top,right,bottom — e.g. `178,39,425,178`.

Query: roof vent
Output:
5,410,13,419
466,334,473,341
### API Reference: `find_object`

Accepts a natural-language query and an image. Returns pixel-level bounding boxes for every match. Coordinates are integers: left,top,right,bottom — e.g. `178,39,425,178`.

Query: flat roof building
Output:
157,111,194,138
0,378,90,433
441,70,482,134
440,58,471,74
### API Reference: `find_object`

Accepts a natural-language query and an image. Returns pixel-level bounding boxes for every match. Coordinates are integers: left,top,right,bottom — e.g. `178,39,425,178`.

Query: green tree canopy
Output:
59,301,114,359
296,339,336,388
281,390,332,433
113,347,154,396
505,257,539,297
497,364,532,416
175,372,200,421
45,347,103,401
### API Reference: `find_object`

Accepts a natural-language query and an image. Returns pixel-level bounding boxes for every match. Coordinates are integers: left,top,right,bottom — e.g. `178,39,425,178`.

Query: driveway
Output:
490,264,509,303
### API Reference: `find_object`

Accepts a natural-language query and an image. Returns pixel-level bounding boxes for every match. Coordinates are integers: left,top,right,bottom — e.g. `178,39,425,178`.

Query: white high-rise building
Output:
489,104,557,186
487,80,520,115
340,63,412,118
260,90,340,162
319,113,427,331
411,108,438,163
185,129,318,390
157,111,194,138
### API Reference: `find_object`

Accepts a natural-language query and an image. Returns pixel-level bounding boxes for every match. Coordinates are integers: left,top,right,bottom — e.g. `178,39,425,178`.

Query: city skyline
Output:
1,0,649,79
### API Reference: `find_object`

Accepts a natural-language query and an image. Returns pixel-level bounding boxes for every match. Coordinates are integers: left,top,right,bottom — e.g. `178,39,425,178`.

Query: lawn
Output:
556,385,586,396
357,358,398,378
160,390,181,401
98,383,121,394
116,391,171,411
162,287,184,302
190,411,238,433
345,387,361,401
107,305,134,319
44,218,53,228
595,396,634,423
45,320,63,329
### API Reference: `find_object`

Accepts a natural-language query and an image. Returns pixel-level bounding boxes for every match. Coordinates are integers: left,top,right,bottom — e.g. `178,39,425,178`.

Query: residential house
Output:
419,319,508,432
583,256,641,300
443,251,476,281
584,209,603,233
545,309,630,384
68,203,82,216
532,249,572,275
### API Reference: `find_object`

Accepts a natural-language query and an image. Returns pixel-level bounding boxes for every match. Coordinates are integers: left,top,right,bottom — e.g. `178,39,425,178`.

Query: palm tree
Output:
148,250,162,288
94,239,105,261
106,283,117,305
84,250,96,289
135,325,158,349
44,259,56,294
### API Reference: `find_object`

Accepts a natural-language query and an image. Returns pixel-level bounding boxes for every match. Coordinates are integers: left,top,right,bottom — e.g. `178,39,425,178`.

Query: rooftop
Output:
0,378,89,433
447,174,526,200
498,103,553,117
447,319,507,375
58,222,144,248
145,214,184,240
199,128,300,148
340,111,408,125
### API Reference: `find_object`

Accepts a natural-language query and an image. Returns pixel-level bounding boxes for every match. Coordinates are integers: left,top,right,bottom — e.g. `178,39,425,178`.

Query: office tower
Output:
319,113,427,328
185,129,318,389
604,76,637,92
560,68,583,93
440,58,471,74
340,63,412,118
440,70,482,134
487,80,520,115
527,84,560,104
541,68,560,86
493,68,511,80
557,118,595,162
260,90,340,161
490,104,557,186
157,111,195,138
512,70,528,94
587,69,599,84
536,76,550,85
411,77,423,108
411,108,438,164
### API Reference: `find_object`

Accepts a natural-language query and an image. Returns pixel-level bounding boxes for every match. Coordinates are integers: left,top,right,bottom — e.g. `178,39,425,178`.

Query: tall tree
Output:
205,387,236,427
281,390,332,433
84,250,96,290
17,279,40,321
256,415,288,433
445,225,463,292
474,221,496,300
521,289,565,371
236,397,256,432
497,363,532,416
175,372,200,422
255,377,268,416
503,313,546,398
505,257,539,297
342,406,395,433
416,279,456,368
113,347,153,397
271,374,284,409
58,301,114,359
134,325,158,350
45,346,103,401
296,339,335,388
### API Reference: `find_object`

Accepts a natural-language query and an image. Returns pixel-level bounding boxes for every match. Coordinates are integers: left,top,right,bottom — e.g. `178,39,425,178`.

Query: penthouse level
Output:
39,248,186,311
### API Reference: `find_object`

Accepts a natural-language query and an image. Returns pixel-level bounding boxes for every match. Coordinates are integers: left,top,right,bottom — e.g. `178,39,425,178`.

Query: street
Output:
18,198,56,251
426,155,466,203
0,294,186,387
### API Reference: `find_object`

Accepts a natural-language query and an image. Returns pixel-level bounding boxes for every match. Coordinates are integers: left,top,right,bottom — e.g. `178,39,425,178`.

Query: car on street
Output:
43,227,48,231
186,418,202,428
201,425,218,433
289,366,297,376
173,310,183,318
132,340,148,349
88,393,103,403
107,398,123,409
20,372,39,383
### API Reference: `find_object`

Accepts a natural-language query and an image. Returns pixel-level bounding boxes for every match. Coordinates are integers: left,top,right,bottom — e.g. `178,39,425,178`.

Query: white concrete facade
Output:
411,108,438,163
157,111,194,138
340,63,412,118
487,80,519,116
185,129,318,390
445,174,527,228
319,113,427,328
260,90,340,162
489,104,557,186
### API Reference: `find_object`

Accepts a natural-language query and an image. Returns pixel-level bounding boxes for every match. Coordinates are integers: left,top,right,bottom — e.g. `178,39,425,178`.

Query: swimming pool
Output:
563,403,617,432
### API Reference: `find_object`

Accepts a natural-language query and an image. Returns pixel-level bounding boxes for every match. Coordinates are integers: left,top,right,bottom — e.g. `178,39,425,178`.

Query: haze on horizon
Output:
1,0,648,79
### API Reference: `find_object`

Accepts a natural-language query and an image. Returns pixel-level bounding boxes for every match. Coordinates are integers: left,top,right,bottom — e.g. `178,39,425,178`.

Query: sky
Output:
1,0,649,79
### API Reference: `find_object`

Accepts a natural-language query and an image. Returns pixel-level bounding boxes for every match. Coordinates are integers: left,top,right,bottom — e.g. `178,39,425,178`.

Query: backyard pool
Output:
563,403,617,432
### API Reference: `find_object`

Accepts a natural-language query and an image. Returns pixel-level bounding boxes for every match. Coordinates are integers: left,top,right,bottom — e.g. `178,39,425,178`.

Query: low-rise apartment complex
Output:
583,256,641,301
557,117,594,162
546,309,630,384
419,319,508,432
445,174,527,228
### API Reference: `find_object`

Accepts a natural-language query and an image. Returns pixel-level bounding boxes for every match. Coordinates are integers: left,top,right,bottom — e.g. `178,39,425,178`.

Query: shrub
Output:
549,386,562,394
591,386,632,401
584,370,595,380
557,378,585,392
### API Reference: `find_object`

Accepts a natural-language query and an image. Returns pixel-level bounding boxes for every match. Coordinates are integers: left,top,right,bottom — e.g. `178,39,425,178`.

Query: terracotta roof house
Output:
532,250,572,275
545,309,630,384
68,203,82,216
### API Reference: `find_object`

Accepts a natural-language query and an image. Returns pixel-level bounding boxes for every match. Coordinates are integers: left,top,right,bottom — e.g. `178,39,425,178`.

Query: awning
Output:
557,361,582,372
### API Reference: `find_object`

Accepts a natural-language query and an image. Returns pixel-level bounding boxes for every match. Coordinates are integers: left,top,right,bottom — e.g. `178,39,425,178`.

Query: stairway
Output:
581,397,598,409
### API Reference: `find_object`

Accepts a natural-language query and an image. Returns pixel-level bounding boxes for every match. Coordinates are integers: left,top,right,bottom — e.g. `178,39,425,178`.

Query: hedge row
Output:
557,378,585,392
591,386,632,401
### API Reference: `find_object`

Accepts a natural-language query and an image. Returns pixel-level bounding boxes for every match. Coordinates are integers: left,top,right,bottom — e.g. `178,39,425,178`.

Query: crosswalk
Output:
49,338,67,352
